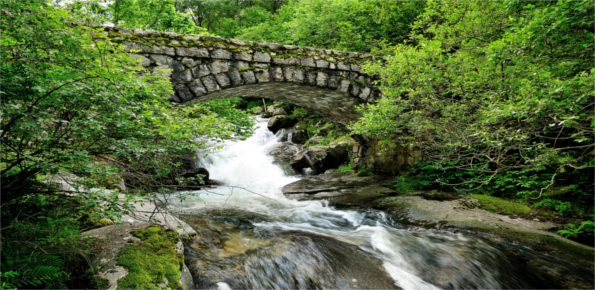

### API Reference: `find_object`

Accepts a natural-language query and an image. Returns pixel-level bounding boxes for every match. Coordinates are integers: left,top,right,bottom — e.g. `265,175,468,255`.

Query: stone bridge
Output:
94,27,414,174
96,26,382,128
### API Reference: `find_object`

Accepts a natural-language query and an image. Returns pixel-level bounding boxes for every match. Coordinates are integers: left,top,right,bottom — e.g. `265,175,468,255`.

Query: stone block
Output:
214,73,231,88
316,72,328,87
300,57,315,67
123,42,149,53
133,29,147,37
192,64,211,78
339,80,350,93
188,79,207,97
350,64,361,72
273,57,297,65
144,29,160,37
174,84,193,102
182,35,200,42
270,67,283,81
211,49,232,59
228,70,244,86
241,70,256,84
151,65,172,77
233,51,252,61
201,75,220,93
170,60,185,72
150,55,171,66
253,51,271,63
329,62,336,69
152,46,175,56
231,61,249,69
255,70,270,82
327,75,340,89
283,67,294,82
293,69,305,83
337,62,350,71
176,47,209,58
350,83,361,97
130,54,151,66
209,61,229,74
359,87,371,101
164,32,178,39
181,57,194,67
306,72,317,86
171,70,192,84
316,59,329,68
230,39,246,46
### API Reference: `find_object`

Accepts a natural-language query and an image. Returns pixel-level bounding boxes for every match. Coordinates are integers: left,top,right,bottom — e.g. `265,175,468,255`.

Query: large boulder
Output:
252,107,264,114
306,136,324,146
267,115,298,134
290,129,308,145
273,107,288,116
266,106,275,113
290,146,333,173
267,142,300,163
281,172,393,202
267,142,301,175
275,128,308,145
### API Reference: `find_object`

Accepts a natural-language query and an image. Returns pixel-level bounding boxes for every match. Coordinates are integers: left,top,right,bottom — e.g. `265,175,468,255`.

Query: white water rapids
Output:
161,121,550,290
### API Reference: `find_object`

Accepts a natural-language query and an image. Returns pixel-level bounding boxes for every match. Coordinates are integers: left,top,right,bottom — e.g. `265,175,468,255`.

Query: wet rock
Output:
262,112,272,118
267,115,298,134
267,142,300,163
289,146,330,172
273,107,288,116
282,172,393,198
461,198,480,209
252,107,264,114
184,230,396,290
290,129,308,144
266,106,275,113
306,135,324,145
275,128,308,145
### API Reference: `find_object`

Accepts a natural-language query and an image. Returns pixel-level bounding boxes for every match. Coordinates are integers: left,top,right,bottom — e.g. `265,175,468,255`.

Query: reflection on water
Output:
161,121,591,290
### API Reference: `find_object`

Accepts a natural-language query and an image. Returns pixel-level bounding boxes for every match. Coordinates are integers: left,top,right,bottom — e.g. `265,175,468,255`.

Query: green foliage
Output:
200,98,256,140
557,221,595,239
1,252,68,289
353,0,594,210
468,195,532,216
116,225,183,290
238,0,426,53
71,0,209,34
393,176,417,193
336,164,354,173
292,107,309,118
356,167,373,177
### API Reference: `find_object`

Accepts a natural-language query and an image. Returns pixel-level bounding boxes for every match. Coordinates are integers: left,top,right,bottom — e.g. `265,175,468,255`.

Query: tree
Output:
352,0,594,204
238,0,426,53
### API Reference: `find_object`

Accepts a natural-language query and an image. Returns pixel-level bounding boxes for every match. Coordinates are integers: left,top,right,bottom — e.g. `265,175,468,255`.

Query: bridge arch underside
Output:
179,82,364,128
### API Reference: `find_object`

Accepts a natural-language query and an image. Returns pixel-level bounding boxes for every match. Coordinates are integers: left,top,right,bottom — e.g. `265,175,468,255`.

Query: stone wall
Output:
352,135,421,175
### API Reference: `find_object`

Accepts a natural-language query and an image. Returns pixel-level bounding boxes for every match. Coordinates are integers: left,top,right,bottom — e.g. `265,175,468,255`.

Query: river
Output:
161,120,588,290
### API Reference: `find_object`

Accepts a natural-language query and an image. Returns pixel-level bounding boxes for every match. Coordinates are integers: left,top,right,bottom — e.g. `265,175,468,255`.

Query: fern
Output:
2,253,67,289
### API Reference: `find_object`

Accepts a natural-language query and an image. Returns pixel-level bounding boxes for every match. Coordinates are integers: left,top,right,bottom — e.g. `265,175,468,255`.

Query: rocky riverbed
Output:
281,172,595,289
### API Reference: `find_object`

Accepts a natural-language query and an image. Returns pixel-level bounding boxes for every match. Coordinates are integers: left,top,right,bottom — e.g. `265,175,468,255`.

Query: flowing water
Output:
161,120,591,290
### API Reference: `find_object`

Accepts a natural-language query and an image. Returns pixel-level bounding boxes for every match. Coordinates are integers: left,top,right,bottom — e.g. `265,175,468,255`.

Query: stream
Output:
161,120,590,290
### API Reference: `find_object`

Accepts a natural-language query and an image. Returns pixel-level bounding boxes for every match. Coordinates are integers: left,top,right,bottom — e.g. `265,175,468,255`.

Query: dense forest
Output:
1,0,593,289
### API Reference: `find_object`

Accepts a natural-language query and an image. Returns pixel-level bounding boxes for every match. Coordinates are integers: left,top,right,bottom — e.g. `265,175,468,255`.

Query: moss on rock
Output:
467,195,532,215
116,224,184,290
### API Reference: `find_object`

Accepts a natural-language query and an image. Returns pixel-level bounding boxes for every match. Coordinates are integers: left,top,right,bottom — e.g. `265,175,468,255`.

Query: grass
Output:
336,164,354,173
116,225,184,290
468,195,532,215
